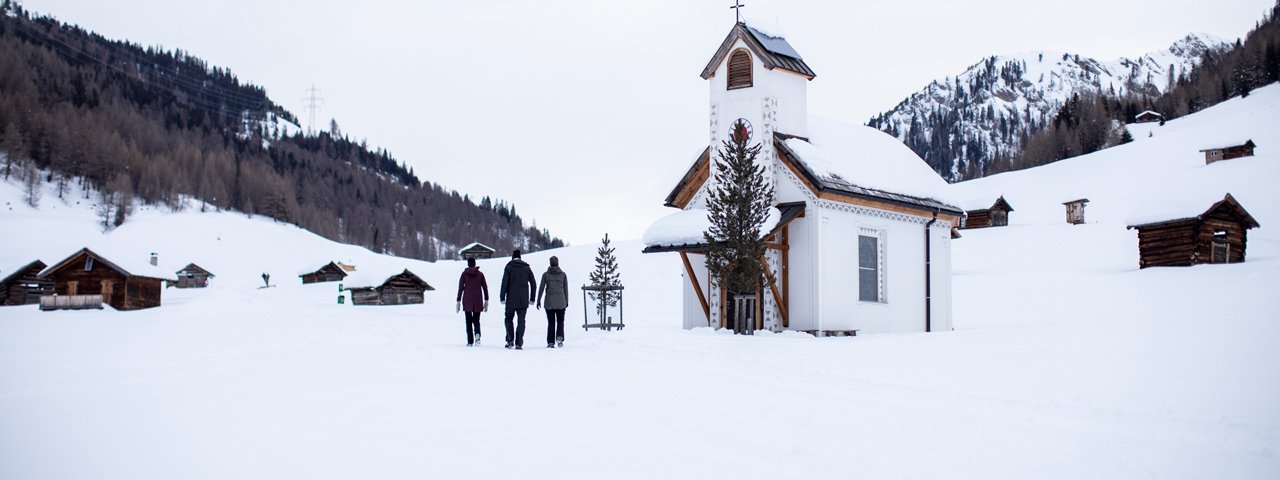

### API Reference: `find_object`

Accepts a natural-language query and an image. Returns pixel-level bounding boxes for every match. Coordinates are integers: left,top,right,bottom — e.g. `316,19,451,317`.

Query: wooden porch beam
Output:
679,251,711,323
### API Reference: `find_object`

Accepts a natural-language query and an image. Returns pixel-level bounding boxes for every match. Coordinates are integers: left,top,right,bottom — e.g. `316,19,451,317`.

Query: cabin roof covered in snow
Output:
297,261,348,277
701,22,815,80
40,247,177,281
1135,110,1163,117
457,242,495,254
954,195,1014,212
774,118,962,215
1198,138,1255,151
0,260,46,285
342,267,433,291
1126,193,1260,229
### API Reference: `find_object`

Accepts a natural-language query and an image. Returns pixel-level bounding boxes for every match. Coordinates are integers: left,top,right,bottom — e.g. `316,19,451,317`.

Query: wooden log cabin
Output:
343,269,434,305
960,196,1014,229
174,263,215,288
0,260,53,306
1126,194,1260,268
1133,110,1163,123
39,248,176,310
1064,198,1089,225
1200,139,1256,164
458,242,496,260
299,262,348,284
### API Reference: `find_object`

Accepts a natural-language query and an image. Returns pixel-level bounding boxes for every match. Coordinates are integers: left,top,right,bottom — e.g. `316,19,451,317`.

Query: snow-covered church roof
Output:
775,117,962,214
701,22,815,80
642,207,787,250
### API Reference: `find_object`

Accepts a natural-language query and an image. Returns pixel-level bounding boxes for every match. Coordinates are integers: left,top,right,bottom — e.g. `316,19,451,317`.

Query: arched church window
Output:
727,50,752,90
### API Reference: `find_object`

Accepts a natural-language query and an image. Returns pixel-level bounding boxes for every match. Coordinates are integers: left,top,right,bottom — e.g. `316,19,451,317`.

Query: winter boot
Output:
556,337,564,348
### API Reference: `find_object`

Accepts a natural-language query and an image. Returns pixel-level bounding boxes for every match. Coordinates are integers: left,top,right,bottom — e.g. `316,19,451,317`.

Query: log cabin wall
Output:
1,261,52,306
963,209,992,229
1136,222,1199,268
1195,210,1249,264
301,264,347,284
47,252,130,307
122,277,163,310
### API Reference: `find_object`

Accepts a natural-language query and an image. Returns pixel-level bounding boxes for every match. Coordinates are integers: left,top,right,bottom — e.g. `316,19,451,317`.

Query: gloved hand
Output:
483,300,489,312
456,301,461,313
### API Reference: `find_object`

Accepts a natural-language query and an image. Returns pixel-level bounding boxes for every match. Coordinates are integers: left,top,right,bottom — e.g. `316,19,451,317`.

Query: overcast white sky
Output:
22,0,1275,245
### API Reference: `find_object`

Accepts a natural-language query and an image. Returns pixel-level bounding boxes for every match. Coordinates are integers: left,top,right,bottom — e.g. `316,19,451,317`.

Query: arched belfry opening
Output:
727,49,752,90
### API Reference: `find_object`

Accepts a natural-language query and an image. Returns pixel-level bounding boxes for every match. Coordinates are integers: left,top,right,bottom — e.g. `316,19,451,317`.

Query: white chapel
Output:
642,21,964,335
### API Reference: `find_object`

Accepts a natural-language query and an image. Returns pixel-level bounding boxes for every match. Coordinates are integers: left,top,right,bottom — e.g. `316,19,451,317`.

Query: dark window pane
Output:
859,269,878,302
859,236,877,268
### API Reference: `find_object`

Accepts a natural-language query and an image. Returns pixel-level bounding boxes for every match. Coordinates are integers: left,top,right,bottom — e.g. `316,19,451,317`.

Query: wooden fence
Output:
39,294,105,311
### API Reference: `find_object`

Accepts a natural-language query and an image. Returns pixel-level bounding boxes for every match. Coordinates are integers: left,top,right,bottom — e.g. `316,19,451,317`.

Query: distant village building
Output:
0,260,53,306
39,248,176,310
343,268,435,305
458,242,496,260
1064,198,1089,225
643,21,962,336
1127,193,1260,268
959,196,1014,229
173,263,215,288
1200,139,1256,164
1133,111,1164,123
299,262,348,284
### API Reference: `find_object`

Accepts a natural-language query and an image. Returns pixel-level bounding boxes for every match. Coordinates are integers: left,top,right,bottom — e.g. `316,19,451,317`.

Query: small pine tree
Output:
704,119,775,334
588,232,621,306
1119,128,1134,144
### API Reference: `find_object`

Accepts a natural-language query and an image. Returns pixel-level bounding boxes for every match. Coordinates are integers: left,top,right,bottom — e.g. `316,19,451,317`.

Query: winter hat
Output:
550,256,559,267
467,257,476,268
512,249,522,259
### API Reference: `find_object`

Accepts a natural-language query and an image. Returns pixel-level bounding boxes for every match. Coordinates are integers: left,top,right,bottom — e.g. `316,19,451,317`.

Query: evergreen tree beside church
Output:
704,120,774,335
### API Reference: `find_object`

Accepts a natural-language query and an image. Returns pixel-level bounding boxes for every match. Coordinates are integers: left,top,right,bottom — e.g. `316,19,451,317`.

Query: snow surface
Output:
2,87,1280,479
642,207,781,248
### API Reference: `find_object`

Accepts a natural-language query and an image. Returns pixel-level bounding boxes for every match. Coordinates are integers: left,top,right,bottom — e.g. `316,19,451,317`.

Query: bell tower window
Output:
727,50,752,90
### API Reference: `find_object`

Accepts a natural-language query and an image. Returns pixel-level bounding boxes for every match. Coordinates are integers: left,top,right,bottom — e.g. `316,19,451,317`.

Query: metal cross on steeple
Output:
730,0,745,24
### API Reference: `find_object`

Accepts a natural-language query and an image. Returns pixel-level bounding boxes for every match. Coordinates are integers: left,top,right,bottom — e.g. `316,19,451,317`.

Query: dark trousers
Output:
464,311,481,344
546,309,565,345
504,307,528,347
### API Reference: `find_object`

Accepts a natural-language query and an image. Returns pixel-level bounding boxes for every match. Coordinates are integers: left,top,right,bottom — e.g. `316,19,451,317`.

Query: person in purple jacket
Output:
456,257,489,347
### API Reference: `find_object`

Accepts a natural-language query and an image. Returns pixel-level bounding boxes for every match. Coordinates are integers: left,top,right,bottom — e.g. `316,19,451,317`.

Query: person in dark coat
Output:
499,249,537,349
456,257,489,347
536,256,569,348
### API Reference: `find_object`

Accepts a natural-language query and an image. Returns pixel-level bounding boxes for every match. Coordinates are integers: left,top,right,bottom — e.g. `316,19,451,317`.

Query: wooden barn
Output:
1133,110,1164,123
39,248,177,311
1064,198,1089,225
1200,139,1256,164
299,262,348,284
343,269,434,305
0,260,53,306
960,196,1014,229
1127,194,1260,268
174,263,215,288
458,242,496,260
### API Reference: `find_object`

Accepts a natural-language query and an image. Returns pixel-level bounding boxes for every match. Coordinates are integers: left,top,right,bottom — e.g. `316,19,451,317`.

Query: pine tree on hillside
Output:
704,119,775,334
588,233,622,318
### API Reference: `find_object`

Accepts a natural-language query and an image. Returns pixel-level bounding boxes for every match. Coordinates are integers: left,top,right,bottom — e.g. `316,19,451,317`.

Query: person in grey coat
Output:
499,249,537,349
536,256,569,348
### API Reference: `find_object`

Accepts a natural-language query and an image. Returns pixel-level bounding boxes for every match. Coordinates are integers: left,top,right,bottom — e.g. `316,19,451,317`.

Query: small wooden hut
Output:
1127,194,1260,268
0,260,53,306
1064,198,1089,225
39,248,176,310
1133,111,1163,123
961,196,1014,229
344,269,434,305
174,263,215,288
458,242,496,260
299,262,348,284
1200,140,1255,164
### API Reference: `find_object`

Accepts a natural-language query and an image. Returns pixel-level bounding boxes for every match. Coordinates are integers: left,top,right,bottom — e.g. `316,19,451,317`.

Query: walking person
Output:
456,257,489,347
499,249,536,350
536,256,569,348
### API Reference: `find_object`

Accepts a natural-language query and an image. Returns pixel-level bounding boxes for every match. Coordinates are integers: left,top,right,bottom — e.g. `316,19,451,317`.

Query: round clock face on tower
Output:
729,118,753,143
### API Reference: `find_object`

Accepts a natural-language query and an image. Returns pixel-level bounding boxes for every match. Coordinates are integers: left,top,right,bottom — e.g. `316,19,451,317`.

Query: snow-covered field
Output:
3,87,1279,479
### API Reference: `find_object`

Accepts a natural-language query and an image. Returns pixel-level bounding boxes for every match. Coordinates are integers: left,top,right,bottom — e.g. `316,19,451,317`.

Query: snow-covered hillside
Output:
869,33,1230,181
1,87,1278,479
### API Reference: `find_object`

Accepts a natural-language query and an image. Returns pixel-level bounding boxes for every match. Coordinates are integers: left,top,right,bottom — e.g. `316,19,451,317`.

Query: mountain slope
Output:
0,3,561,260
868,34,1230,181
